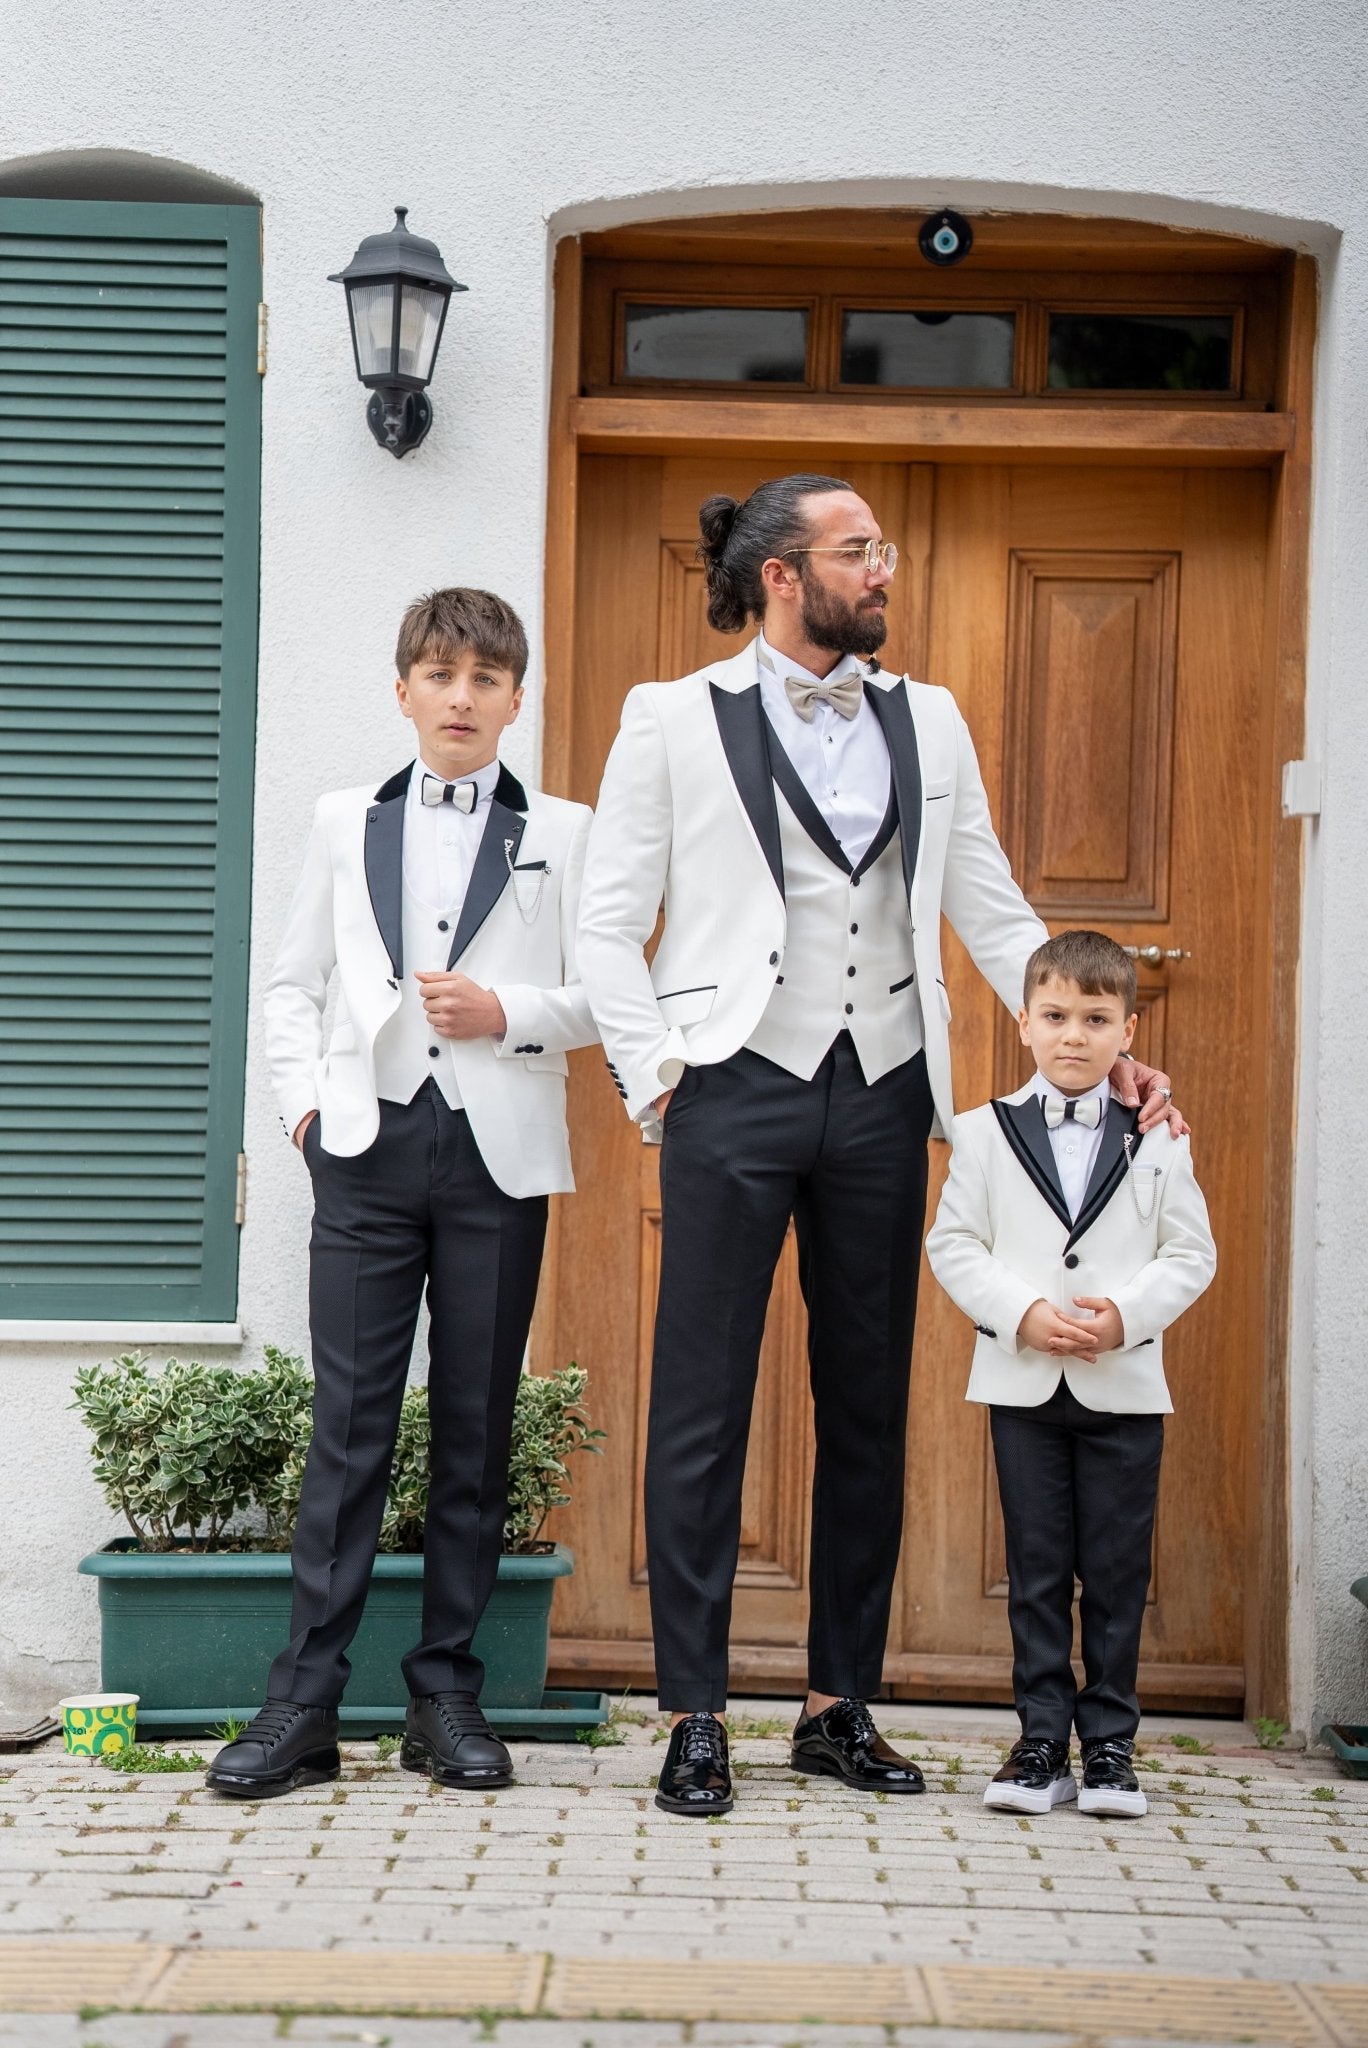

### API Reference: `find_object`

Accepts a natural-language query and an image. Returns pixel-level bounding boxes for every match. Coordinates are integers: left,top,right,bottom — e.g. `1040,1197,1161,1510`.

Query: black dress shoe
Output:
401,1692,513,1788
1078,1736,1146,1817
790,1698,925,1793
983,1737,1076,1814
655,1713,733,1816
206,1700,341,1799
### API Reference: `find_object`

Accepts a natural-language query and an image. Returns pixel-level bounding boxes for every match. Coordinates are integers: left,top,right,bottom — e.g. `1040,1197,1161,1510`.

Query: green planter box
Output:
78,1541,573,1716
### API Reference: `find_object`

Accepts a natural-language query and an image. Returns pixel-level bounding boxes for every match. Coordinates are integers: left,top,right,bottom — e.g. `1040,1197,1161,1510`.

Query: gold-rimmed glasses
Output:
781,539,898,576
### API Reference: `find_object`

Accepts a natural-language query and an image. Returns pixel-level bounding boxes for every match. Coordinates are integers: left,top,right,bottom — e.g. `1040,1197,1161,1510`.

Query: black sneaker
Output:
205,1699,341,1799
1079,1736,1147,1817
983,1736,1077,1814
401,1692,513,1788
655,1712,733,1816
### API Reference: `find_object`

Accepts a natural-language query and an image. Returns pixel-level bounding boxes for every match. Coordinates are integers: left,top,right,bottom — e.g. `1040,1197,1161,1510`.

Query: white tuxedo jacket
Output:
576,637,1048,1136
925,1081,1217,1413
263,762,598,1198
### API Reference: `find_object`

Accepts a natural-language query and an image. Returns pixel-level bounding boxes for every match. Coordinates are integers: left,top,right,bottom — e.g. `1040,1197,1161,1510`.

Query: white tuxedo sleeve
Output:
492,808,600,1056
1108,1138,1217,1347
262,805,336,1141
577,686,688,1120
925,1120,1041,1357
938,698,1048,1016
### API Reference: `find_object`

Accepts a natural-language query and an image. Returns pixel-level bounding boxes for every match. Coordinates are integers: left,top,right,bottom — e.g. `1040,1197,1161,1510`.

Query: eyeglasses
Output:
781,539,898,576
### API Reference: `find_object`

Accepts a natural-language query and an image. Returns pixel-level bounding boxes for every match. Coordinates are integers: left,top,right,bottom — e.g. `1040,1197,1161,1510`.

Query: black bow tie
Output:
1044,1094,1102,1130
421,773,477,813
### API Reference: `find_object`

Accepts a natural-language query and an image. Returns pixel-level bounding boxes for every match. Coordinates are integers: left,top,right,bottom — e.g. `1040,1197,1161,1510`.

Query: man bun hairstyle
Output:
1023,929,1138,1014
697,473,853,632
395,586,529,683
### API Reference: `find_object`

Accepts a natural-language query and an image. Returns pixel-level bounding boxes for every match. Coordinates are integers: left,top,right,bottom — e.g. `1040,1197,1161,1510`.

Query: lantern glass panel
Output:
397,284,447,382
347,280,399,379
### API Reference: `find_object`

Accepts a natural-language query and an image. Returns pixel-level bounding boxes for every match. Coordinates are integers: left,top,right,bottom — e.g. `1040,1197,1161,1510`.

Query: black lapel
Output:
852,782,900,880
709,682,785,901
1067,1101,1141,1250
762,714,852,874
446,798,526,968
991,1095,1073,1234
864,679,922,907
364,764,411,979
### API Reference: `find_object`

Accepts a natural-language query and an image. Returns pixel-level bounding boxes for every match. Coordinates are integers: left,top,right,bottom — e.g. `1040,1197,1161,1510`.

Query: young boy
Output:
208,588,598,1799
926,930,1215,1818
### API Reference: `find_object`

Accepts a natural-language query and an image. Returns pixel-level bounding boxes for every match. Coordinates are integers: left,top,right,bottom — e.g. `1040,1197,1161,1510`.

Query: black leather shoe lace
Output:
676,1716,726,1762
834,1698,880,1747
1008,1737,1067,1772
246,1700,312,1747
427,1693,490,1744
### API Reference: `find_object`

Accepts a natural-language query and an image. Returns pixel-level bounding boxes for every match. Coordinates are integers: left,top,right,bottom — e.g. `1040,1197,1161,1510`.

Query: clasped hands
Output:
1018,1296,1124,1356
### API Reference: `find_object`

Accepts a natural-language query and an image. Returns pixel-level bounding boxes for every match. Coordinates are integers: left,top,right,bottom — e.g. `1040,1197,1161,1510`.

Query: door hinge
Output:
235,1152,247,1226
256,303,269,376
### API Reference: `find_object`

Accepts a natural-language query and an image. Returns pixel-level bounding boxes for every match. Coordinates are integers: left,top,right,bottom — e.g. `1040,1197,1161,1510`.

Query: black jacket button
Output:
429,1046,440,1059
847,965,856,977
438,919,449,932
1064,1251,1079,1269
769,950,780,966
844,1003,854,1016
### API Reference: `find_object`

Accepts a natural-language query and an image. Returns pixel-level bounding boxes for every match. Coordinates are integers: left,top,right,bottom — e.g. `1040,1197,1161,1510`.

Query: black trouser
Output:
646,1038,934,1711
990,1380,1164,1746
268,1083,548,1706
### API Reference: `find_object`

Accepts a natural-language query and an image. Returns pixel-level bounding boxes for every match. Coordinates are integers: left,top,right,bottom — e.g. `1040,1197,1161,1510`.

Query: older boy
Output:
926,931,1216,1818
208,589,597,1799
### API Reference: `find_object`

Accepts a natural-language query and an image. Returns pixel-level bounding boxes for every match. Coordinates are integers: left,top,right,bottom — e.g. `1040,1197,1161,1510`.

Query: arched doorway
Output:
536,210,1310,1719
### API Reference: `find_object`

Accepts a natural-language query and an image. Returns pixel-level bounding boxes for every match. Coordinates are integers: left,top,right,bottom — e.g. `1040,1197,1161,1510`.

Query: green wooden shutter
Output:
0,197,261,1320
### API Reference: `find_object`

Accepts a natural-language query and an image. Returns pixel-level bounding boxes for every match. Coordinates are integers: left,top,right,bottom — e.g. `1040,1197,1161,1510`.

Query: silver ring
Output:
1159,1087,1172,1101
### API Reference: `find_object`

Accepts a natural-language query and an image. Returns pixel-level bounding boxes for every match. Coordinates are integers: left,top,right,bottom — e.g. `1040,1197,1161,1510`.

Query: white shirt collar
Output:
1032,1070,1112,1115
757,630,862,690
411,754,501,808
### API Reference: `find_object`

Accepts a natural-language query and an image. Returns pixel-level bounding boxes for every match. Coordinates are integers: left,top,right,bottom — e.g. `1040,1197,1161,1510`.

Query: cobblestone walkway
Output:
0,1711,1364,2047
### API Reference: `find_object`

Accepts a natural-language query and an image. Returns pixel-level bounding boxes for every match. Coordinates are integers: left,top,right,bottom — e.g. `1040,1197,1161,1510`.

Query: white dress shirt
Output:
404,754,501,909
1035,1070,1111,1219
756,632,892,866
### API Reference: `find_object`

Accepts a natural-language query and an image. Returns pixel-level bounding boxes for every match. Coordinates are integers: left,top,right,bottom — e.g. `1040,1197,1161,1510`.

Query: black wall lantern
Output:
329,207,466,458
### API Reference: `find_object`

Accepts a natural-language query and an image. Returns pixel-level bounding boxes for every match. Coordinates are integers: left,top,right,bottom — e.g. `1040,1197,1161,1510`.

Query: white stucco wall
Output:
1,0,1364,1732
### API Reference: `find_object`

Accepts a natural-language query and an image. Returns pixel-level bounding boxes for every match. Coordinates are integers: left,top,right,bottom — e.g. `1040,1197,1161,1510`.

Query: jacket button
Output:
844,1003,854,1016
851,874,862,888
438,919,449,932
769,950,780,966
850,922,858,934
847,965,856,977
1064,1252,1079,1269
429,1046,440,1059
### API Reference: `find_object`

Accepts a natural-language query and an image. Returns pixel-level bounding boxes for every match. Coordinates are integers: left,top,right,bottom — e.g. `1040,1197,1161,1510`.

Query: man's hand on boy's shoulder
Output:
1113,1054,1188,1138
415,971,508,1041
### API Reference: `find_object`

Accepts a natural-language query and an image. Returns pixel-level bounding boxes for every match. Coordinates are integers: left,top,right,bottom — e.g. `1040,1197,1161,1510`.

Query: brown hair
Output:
1023,929,1137,1013
395,587,529,683
697,473,852,632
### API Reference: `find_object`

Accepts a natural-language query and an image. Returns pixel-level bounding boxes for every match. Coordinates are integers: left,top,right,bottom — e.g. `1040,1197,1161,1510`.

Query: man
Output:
208,587,597,1799
576,476,1179,1817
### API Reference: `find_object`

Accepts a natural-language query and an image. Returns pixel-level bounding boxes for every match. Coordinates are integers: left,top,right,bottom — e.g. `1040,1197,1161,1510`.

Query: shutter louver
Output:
0,199,260,1320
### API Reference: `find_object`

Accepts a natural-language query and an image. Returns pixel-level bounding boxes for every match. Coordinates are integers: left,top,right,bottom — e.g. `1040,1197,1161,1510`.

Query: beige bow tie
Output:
783,670,864,723
1044,1094,1103,1130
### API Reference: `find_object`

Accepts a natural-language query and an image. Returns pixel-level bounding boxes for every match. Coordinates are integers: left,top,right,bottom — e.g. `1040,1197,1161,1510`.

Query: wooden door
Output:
543,452,1265,1713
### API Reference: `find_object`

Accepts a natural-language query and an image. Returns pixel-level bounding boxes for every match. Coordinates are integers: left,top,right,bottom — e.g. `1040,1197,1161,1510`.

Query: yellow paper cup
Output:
57,1693,139,1756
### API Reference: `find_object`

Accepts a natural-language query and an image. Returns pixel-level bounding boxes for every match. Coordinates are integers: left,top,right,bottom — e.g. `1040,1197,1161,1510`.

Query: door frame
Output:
538,212,1314,1722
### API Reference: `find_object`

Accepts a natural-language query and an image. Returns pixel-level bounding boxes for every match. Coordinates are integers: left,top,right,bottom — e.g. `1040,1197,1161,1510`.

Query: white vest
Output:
372,877,464,1110
745,789,923,1083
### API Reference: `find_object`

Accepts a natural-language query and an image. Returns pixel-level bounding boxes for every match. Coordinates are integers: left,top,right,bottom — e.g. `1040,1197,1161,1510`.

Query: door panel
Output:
546,453,1263,1711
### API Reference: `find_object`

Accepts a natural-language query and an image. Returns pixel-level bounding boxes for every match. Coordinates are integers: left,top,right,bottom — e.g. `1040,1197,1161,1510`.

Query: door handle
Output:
1123,945,1190,965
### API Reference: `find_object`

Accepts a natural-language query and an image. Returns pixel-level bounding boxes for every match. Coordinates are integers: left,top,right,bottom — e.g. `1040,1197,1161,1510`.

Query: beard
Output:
798,572,888,658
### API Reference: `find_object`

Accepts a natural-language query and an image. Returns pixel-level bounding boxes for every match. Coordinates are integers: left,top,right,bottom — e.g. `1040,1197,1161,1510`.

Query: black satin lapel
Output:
710,682,785,901
991,1097,1073,1234
446,800,525,968
865,680,921,905
763,715,852,873
852,783,900,879
1067,1103,1141,1248
364,792,406,979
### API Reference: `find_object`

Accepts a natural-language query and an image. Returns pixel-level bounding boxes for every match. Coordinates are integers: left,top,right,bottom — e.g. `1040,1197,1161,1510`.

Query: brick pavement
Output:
0,1709,1364,2047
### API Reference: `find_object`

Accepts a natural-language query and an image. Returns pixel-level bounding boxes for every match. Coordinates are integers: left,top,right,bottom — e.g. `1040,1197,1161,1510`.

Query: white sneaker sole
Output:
983,1773,1078,1814
1078,1784,1147,1817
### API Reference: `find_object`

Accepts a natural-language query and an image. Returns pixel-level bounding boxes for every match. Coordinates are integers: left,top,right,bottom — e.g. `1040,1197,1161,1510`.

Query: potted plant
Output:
75,1349,606,1738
